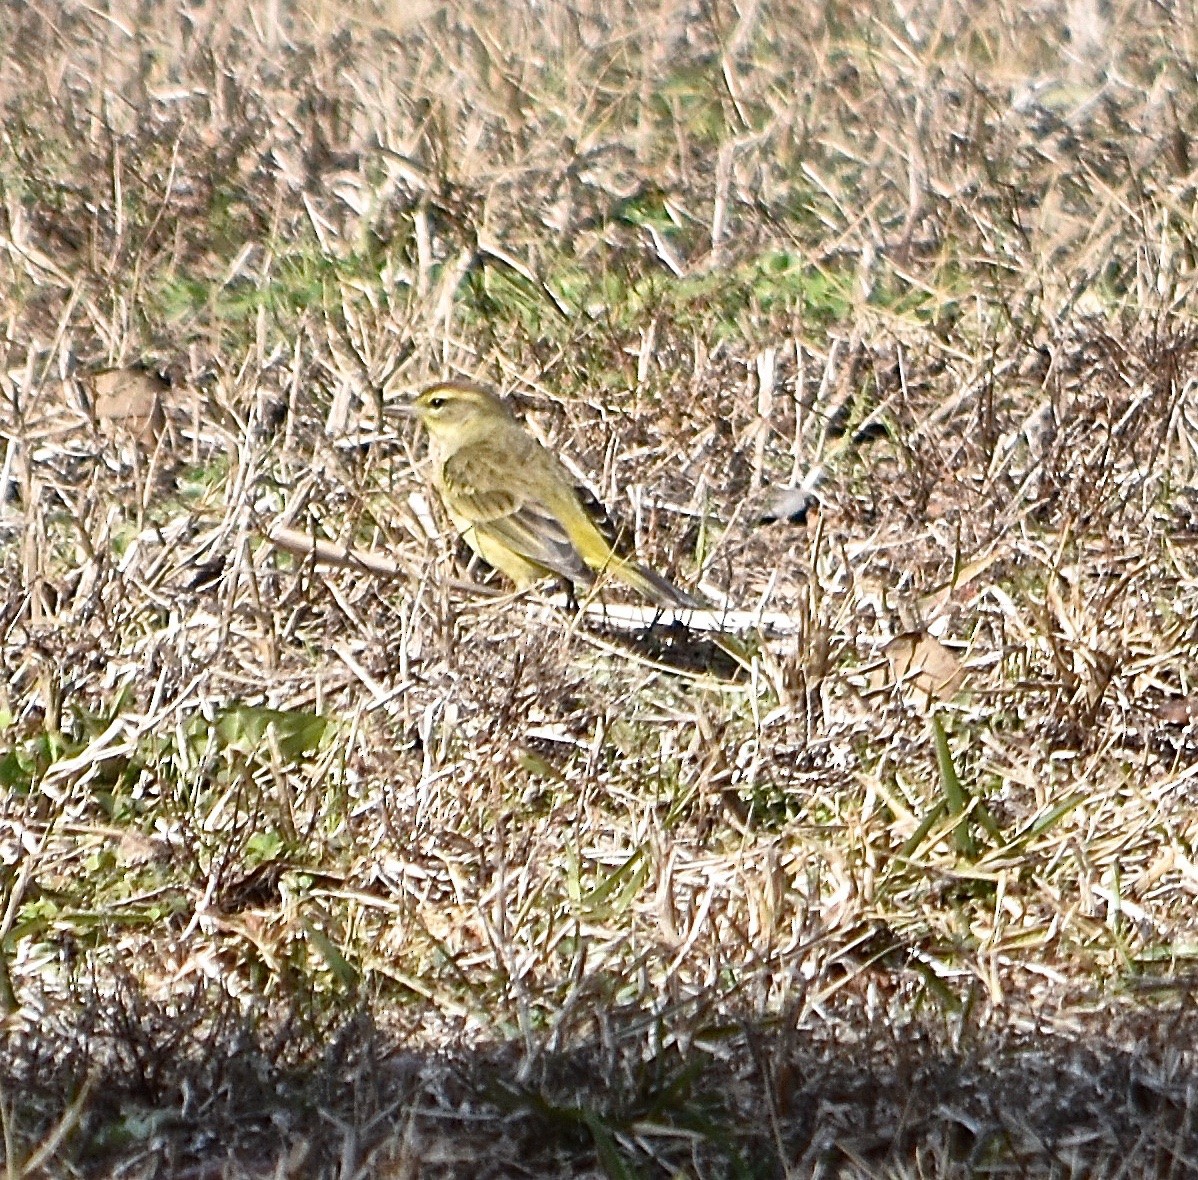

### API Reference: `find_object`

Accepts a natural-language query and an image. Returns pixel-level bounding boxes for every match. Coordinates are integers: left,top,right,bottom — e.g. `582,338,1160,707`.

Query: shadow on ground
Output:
5,967,1195,1178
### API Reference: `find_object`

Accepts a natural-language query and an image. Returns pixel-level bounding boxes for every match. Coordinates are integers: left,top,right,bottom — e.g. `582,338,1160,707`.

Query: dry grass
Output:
4,0,1198,1175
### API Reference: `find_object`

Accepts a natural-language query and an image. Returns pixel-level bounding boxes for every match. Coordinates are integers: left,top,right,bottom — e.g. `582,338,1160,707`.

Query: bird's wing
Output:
439,440,592,583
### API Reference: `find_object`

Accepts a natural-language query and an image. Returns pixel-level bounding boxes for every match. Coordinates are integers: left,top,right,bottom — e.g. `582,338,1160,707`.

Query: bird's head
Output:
402,380,515,443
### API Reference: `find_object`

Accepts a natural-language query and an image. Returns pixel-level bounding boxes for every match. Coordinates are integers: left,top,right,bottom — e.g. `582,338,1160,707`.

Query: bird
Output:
401,379,704,608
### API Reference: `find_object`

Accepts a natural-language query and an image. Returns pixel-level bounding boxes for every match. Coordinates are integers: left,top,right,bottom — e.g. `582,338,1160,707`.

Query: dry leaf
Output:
88,365,169,447
1154,698,1198,725
916,550,1002,614
882,630,967,704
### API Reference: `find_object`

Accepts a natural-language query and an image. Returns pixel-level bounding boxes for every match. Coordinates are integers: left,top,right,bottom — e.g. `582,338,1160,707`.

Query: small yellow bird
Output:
403,380,703,608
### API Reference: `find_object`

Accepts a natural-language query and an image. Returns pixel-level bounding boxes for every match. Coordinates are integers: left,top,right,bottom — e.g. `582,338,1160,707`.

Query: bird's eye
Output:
428,396,447,410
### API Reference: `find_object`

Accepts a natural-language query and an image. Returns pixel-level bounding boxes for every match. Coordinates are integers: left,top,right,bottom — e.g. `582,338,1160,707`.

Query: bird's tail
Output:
611,556,707,609
569,486,706,609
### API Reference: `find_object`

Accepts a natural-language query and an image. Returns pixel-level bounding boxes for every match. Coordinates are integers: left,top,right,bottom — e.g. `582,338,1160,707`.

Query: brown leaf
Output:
882,630,967,704
88,365,169,447
1154,698,1198,725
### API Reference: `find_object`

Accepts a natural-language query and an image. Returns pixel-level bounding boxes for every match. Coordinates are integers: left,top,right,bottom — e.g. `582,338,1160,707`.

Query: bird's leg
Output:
557,576,580,612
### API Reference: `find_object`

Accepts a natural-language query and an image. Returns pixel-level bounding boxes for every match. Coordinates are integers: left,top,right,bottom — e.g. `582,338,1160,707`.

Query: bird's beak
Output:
387,399,418,418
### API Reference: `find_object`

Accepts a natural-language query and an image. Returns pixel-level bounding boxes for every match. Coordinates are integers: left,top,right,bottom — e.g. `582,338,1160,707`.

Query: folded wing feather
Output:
439,440,594,586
